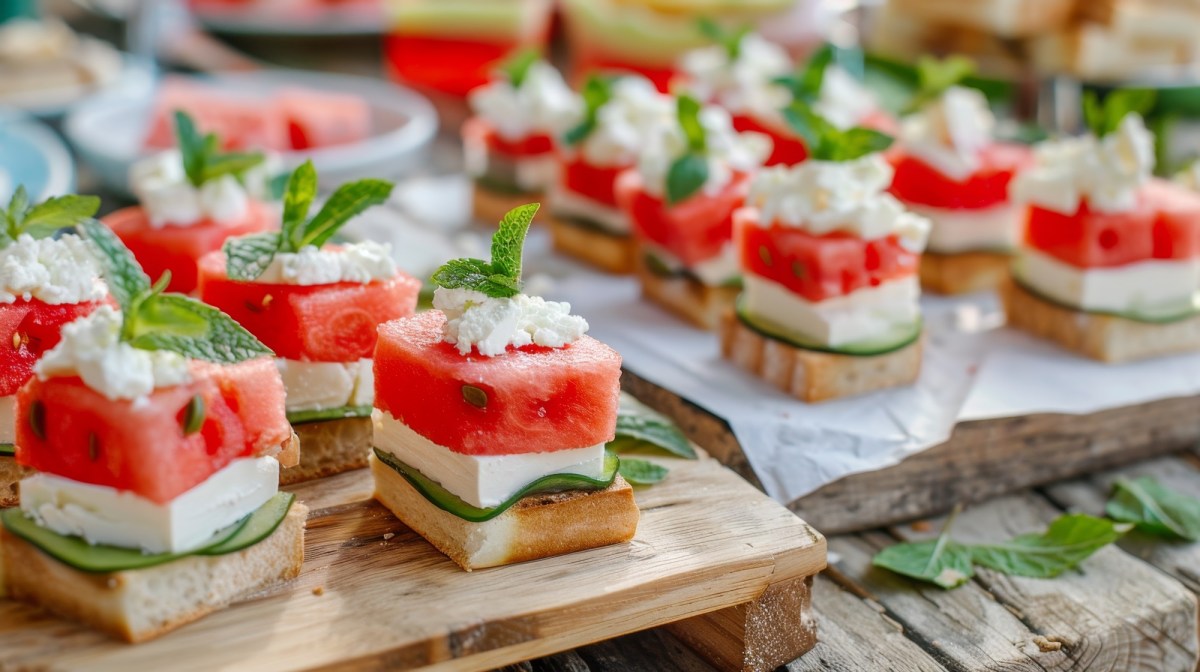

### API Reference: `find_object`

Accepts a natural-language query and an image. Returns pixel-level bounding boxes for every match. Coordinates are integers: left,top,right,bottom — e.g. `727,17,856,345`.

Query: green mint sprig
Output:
873,507,1129,590
432,203,538,298
772,44,835,105
174,110,266,189
496,49,540,89
608,392,696,459
1106,476,1200,540
696,17,753,61
618,459,669,485
564,75,615,146
222,160,394,281
903,55,976,115
665,95,710,205
80,220,273,364
1082,89,1156,139
1,186,100,248
783,102,893,162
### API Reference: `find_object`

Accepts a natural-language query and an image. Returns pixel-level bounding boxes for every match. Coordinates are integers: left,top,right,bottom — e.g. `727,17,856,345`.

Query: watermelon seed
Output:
29,400,45,440
182,395,206,435
88,433,100,461
758,245,773,267
791,261,806,279
11,332,23,350
461,385,488,409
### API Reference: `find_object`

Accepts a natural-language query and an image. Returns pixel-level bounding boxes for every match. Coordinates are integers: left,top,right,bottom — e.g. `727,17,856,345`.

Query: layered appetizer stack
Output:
2,221,304,641
0,190,109,506
617,95,770,329
888,57,1031,294
370,203,639,571
0,17,121,105
199,161,420,482
1005,91,1200,362
721,106,931,401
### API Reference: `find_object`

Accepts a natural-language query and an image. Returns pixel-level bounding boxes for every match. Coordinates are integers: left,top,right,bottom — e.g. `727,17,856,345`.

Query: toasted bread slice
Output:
636,255,739,330
280,417,373,486
2,502,307,643
889,0,1075,36
720,309,923,402
1000,277,1200,362
549,216,637,274
370,454,639,571
474,185,545,227
919,251,1013,295
0,457,32,509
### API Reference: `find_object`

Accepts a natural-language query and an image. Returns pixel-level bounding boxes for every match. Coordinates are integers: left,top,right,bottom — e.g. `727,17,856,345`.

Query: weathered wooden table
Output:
512,452,1200,671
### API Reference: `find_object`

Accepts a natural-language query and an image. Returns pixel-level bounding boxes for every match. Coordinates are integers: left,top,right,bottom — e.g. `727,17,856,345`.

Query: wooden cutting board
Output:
0,450,826,672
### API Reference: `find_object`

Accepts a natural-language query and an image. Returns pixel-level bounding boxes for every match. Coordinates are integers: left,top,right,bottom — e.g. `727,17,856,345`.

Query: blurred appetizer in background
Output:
104,112,280,294
888,57,1032,295
1005,90,1200,362
371,204,638,571
0,17,122,107
548,74,672,274
2,221,302,642
0,190,109,507
618,95,769,329
722,107,930,402
464,52,580,224
199,162,420,483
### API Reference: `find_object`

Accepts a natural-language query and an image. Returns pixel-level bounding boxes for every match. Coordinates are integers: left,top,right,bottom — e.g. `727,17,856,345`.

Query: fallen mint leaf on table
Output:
969,514,1129,579
873,507,974,589
1106,476,1200,541
618,458,669,486
608,392,696,459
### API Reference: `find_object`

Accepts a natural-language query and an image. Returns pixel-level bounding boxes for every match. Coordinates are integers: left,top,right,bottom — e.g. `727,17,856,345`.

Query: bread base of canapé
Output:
636,254,739,331
1000,276,1200,363
919,250,1012,295
370,453,639,572
548,216,637,274
473,185,546,228
1,503,307,643
889,0,1075,36
0,457,33,508
280,417,373,485
719,309,924,403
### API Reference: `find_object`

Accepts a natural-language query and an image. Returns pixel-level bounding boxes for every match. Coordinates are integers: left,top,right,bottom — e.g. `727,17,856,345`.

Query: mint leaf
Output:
774,44,835,104
268,170,293,201
1106,476,1200,540
6,185,29,230
618,458,668,485
300,178,394,249
1082,89,1156,138
174,110,264,188
282,160,317,251
498,49,540,88
666,153,709,205
564,75,613,146
783,102,893,162
608,392,696,459
200,151,264,184
79,219,151,312
904,55,975,114
20,195,101,239
223,232,282,281
873,508,974,589
970,513,1128,579
836,128,894,161
489,202,538,279
431,203,539,298
696,17,751,61
677,95,707,153
128,294,273,363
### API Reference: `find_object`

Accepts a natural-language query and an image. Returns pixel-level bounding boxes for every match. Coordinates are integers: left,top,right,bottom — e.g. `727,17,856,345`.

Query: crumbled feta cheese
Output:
1010,113,1154,214
636,104,770,199
468,61,582,142
129,150,278,228
746,155,931,252
36,306,192,401
254,241,397,285
812,66,878,130
433,287,589,357
677,33,792,117
0,234,107,305
578,77,675,167
901,85,995,181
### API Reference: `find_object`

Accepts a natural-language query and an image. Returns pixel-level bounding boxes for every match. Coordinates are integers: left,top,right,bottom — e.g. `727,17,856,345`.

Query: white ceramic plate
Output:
0,55,156,119
64,69,439,197
0,109,76,202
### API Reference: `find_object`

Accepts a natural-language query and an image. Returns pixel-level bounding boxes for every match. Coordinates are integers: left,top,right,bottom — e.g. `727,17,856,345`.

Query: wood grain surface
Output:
0,451,825,672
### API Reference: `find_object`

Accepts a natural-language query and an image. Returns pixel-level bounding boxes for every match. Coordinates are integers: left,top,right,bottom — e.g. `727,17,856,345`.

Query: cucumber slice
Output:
287,405,373,425
373,448,618,523
0,443,12,457
1011,272,1200,324
735,298,923,357
0,492,293,573
199,492,295,556
643,252,741,289
555,214,631,237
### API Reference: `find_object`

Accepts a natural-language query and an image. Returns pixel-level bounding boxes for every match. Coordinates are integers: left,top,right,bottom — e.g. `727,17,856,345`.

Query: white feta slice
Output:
1015,248,1200,314
908,203,1021,254
375,411,606,509
742,273,921,347
19,456,280,554
276,358,374,412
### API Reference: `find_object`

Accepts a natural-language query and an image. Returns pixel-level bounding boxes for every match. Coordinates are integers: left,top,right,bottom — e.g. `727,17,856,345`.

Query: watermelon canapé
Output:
374,311,622,456
462,116,555,159
889,143,1032,210
16,357,291,504
617,169,750,266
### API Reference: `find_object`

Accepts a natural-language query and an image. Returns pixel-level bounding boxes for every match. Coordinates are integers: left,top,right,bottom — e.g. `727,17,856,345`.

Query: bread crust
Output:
549,216,637,274
0,457,33,509
280,417,373,486
889,0,1075,36
1000,277,1200,363
636,254,739,331
719,309,923,402
474,185,546,227
919,250,1012,295
370,454,639,571
1,503,307,643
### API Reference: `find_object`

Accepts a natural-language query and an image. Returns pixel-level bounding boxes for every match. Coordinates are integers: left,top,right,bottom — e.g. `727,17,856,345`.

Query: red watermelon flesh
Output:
374,311,622,456
276,87,372,150
16,357,290,504
0,299,112,397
